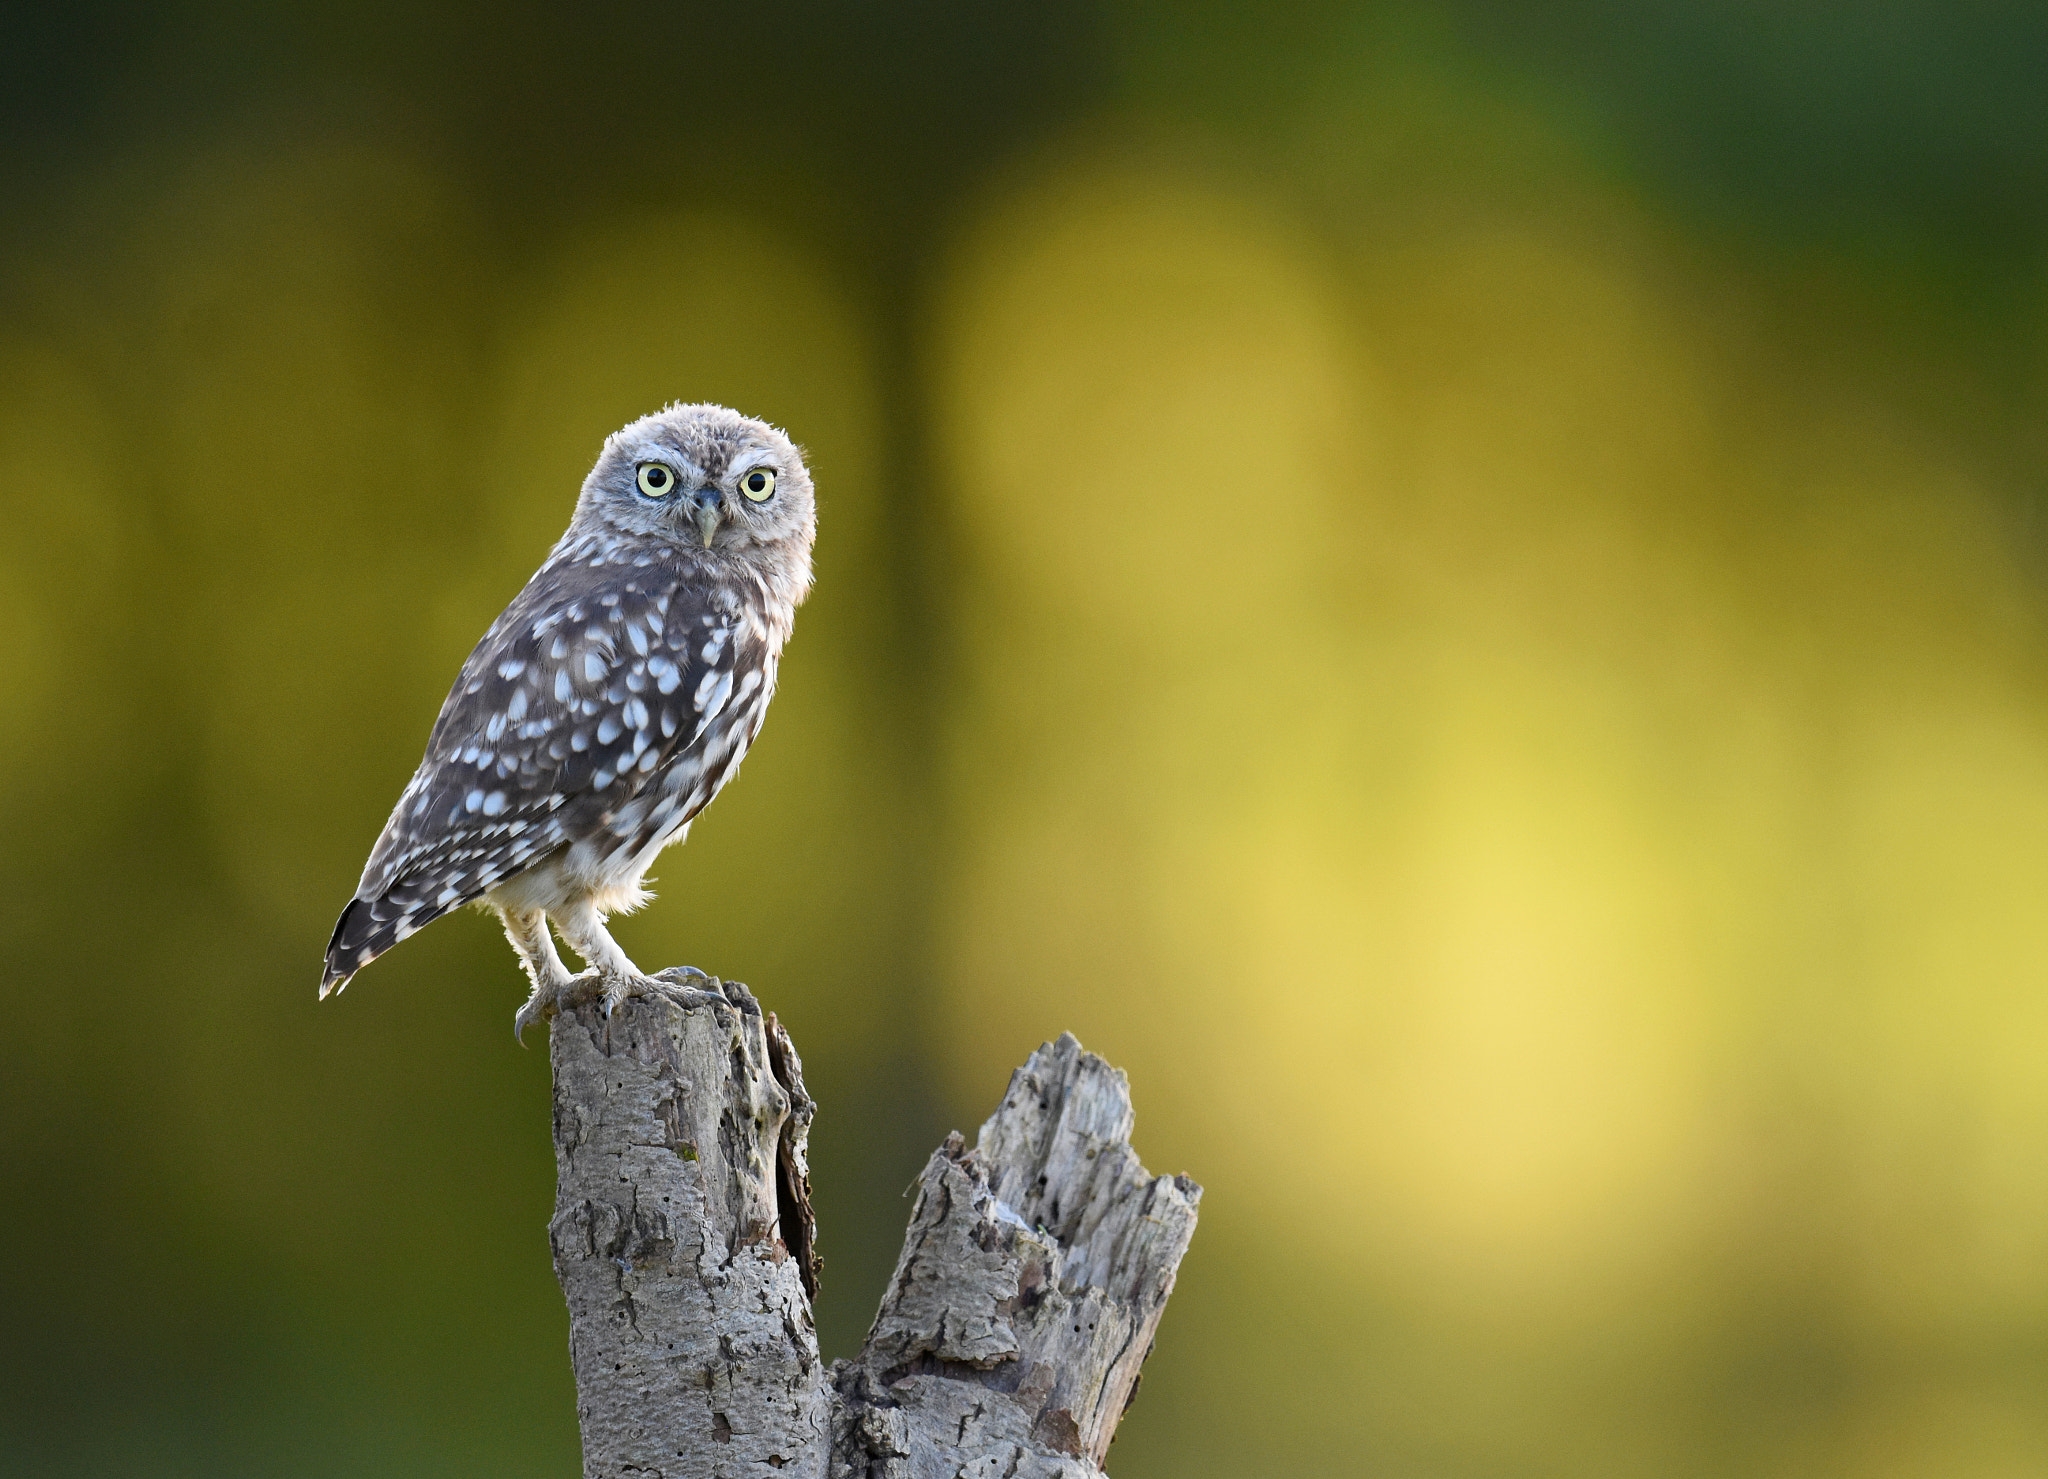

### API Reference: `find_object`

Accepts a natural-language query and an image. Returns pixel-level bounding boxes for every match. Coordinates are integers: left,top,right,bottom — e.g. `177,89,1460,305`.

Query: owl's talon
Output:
648,967,755,1014
714,977,761,1016
649,977,730,1014
513,970,602,1044
512,987,563,1046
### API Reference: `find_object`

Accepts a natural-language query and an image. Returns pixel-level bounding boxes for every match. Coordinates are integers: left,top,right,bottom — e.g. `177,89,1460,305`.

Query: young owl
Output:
322,403,816,1039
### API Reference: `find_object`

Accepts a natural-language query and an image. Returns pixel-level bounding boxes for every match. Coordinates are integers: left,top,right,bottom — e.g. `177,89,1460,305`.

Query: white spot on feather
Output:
695,669,732,722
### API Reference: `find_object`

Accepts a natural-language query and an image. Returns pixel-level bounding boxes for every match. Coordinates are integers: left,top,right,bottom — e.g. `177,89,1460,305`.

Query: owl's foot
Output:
513,968,755,1041
504,906,586,1046
598,968,754,1020
513,972,591,1045
684,972,760,1016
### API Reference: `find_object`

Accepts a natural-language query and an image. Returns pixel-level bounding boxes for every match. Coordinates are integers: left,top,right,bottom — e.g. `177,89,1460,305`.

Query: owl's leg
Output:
550,897,640,978
500,906,577,1044
551,898,724,1019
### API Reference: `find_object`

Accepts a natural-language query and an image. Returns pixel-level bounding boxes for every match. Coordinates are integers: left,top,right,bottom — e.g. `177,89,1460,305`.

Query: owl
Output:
322,403,816,1039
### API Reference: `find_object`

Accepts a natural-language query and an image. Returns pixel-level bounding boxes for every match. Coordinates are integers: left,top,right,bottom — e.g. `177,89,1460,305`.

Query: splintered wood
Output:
548,983,1198,1479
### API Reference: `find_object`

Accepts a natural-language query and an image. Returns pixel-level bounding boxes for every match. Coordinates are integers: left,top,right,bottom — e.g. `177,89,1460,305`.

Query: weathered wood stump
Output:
546,973,1200,1478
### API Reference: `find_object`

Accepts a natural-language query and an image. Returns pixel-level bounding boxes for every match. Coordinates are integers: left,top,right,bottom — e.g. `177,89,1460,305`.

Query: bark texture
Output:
549,975,825,1477
548,981,1198,1479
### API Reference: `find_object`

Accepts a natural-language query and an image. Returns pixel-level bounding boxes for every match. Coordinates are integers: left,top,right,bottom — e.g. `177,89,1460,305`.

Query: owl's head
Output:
573,403,817,593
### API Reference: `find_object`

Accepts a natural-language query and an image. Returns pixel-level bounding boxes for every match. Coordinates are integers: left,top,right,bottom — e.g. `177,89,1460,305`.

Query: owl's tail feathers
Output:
321,891,454,997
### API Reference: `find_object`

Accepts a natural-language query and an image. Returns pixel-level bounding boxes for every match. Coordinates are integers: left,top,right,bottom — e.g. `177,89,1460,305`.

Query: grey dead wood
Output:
545,974,1200,1479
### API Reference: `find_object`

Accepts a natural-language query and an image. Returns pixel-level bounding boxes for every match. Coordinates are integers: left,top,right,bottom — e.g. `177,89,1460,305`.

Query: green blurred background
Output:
5,2,2048,1474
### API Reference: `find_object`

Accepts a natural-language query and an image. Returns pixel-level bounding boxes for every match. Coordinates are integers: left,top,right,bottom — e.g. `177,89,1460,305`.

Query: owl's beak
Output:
690,489,722,548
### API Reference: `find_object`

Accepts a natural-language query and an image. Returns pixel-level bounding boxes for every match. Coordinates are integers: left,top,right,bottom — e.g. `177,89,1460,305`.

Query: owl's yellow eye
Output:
739,467,776,503
636,463,676,497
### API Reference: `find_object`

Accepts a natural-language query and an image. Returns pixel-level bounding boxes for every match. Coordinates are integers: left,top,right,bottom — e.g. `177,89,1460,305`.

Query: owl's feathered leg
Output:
501,905,579,1044
551,897,723,1019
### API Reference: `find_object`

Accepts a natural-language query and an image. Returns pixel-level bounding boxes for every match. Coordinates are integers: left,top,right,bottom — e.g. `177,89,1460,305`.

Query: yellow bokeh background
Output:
933,154,2048,1471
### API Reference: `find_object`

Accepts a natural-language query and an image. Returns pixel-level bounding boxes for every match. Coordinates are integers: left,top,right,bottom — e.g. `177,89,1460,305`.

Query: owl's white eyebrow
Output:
631,449,703,481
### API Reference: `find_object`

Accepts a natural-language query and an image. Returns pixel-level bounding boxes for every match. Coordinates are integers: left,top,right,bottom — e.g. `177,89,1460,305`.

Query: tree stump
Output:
546,974,1200,1478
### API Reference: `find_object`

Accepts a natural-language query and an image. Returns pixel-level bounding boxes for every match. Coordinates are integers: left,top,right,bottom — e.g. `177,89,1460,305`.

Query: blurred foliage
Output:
4,2,2048,1476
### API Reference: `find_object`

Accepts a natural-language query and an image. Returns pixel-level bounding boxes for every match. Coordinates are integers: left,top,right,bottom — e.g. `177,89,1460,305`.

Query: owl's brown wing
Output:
321,551,763,992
